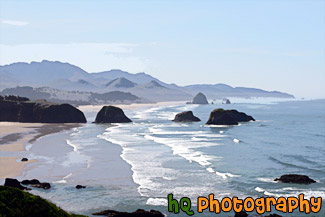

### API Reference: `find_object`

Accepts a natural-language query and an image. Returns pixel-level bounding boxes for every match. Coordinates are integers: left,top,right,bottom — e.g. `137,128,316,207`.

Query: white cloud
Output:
1,20,29,26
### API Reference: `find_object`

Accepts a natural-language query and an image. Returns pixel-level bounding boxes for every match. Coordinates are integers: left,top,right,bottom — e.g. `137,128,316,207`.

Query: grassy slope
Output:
0,186,87,217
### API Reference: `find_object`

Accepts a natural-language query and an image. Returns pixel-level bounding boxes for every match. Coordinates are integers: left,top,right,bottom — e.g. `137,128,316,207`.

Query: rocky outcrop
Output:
222,98,231,104
173,111,201,122
21,179,41,185
0,95,86,123
21,158,28,162
274,174,316,184
93,209,164,217
76,185,86,189
21,179,51,189
4,178,26,190
94,106,132,123
206,109,255,125
234,211,248,217
192,92,208,104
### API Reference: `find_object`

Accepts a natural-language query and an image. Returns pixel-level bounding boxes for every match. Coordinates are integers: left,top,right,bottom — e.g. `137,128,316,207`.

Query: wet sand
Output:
0,122,81,179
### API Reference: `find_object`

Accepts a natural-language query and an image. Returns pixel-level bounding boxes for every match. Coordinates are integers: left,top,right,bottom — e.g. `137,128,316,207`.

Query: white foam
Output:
206,167,215,173
191,137,209,141
255,187,265,192
146,198,168,206
233,139,240,143
66,139,79,152
257,177,277,183
215,171,241,179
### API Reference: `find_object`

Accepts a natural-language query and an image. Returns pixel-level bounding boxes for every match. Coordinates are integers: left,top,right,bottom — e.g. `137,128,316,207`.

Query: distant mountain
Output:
0,86,144,106
105,77,137,88
0,60,294,102
184,84,294,99
92,69,163,85
138,80,167,89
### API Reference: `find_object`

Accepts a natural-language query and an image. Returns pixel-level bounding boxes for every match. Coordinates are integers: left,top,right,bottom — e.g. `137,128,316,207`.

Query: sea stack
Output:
192,92,208,104
0,95,86,123
173,111,201,122
206,108,255,125
274,174,316,184
94,106,132,123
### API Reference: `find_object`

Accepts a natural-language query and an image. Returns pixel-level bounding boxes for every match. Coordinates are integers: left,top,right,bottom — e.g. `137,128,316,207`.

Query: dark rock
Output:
173,111,201,122
264,214,283,217
21,158,28,162
206,108,255,125
21,179,41,185
76,185,86,189
274,174,316,184
192,92,208,104
4,178,25,190
94,106,132,123
234,211,248,217
222,98,231,104
0,96,87,123
93,209,164,217
31,182,51,189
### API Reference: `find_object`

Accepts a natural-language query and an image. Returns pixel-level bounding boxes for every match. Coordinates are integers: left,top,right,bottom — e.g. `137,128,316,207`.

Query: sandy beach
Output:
0,101,184,181
78,101,186,113
0,122,81,179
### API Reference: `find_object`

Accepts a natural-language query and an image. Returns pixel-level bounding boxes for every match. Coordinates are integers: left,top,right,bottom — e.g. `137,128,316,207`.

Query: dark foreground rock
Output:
94,106,132,123
4,178,26,190
21,179,51,189
192,92,209,104
0,186,86,217
274,174,316,184
173,111,201,122
234,211,248,217
21,179,41,185
93,209,164,217
76,185,86,189
0,95,86,123
21,157,28,162
233,211,282,217
206,108,255,125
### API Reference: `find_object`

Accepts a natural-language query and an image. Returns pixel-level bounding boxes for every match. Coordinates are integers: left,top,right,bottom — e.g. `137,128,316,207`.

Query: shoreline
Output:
0,122,81,179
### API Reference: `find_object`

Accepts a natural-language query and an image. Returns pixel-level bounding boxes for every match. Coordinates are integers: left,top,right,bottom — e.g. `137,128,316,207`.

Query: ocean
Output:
17,99,325,217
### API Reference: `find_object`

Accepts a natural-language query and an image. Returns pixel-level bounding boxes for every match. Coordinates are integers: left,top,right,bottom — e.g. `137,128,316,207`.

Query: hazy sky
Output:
0,0,324,98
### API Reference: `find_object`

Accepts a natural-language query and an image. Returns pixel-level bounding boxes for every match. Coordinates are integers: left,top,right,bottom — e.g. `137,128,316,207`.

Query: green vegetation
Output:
0,186,87,217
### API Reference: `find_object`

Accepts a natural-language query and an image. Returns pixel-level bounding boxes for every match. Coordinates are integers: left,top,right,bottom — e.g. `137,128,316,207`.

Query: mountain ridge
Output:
0,60,294,101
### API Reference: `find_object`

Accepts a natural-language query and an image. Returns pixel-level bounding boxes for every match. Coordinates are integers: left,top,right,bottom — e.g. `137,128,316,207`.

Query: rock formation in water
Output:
206,108,255,125
274,174,316,184
94,106,132,123
4,178,26,190
222,98,231,104
92,209,164,217
192,92,208,104
173,111,201,122
0,95,86,123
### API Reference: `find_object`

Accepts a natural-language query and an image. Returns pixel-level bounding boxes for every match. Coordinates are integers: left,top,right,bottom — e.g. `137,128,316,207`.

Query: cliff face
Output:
0,96,86,123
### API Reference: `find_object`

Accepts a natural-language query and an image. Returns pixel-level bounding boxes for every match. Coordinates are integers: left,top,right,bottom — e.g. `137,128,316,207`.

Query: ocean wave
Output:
257,177,277,183
146,198,168,206
215,171,241,179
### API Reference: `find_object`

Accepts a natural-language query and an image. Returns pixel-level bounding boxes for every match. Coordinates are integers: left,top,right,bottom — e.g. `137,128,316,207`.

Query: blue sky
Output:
0,0,324,98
